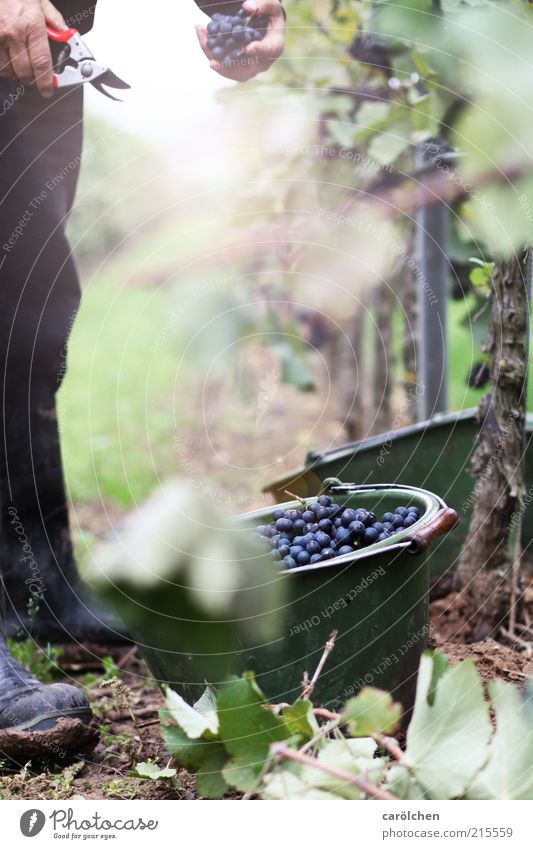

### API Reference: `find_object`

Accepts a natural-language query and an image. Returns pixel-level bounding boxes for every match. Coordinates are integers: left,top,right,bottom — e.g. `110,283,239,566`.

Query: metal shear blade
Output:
47,26,130,100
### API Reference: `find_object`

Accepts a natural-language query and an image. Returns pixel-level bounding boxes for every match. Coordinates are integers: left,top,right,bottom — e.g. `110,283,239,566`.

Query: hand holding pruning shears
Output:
0,0,128,98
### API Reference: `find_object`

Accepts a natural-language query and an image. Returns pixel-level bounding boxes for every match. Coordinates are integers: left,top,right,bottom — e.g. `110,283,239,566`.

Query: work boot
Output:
1,391,129,645
0,634,98,760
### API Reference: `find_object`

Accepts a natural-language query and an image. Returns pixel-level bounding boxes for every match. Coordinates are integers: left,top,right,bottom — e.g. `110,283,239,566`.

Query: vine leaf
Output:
282,700,319,743
262,771,338,801
163,687,219,738
196,749,231,800
300,738,386,800
263,738,385,801
467,680,533,800
385,764,426,800
217,672,290,791
160,721,230,799
134,762,177,780
404,655,492,799
342,687,402,737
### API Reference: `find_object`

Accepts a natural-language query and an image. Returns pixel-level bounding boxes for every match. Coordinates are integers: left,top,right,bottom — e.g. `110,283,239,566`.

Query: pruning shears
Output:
47,26,130,100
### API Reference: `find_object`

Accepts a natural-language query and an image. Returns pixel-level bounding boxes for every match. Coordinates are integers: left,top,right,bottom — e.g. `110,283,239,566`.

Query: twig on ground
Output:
299,630,338,701
108,706,159,722
312,708,341,721
500,626,533,656
299,717,342,755
373,734,404,761
117,646,139,669
517,621,533,639
270,743,396,800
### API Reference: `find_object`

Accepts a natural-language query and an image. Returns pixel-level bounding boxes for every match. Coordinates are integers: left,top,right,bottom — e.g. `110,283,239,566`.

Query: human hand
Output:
196,0,285,83
0,0,67,97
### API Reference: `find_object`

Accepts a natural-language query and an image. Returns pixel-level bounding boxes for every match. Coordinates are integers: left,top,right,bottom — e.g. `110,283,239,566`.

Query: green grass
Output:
60,249,533,511
59,276,181,507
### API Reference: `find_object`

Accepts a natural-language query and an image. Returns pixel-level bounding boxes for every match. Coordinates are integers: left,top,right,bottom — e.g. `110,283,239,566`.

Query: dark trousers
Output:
0,79,83,631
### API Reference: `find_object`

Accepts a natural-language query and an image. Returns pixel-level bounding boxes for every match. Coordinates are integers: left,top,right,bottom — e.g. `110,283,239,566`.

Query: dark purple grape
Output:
315,531,331,548
318,518,333,534
341,508,358,528
362,527,379,545
349,520,365,538
335,527,352,545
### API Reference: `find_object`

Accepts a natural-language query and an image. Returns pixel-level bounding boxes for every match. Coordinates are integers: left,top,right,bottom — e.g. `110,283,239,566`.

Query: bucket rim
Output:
236,482,451,576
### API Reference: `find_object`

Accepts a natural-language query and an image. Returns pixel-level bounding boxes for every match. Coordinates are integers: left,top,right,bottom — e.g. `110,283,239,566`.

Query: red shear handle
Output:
46,25,78,42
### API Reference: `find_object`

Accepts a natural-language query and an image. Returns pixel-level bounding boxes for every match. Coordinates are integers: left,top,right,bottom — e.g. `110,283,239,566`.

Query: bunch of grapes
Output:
256,495,421,570
206,6,268,66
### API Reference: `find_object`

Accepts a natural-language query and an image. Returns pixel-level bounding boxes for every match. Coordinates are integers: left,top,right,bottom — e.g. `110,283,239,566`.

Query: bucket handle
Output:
406,507,459,554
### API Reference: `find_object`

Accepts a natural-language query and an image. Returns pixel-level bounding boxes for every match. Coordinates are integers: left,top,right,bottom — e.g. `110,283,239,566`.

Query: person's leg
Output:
0,81,106,753
0,77,126,648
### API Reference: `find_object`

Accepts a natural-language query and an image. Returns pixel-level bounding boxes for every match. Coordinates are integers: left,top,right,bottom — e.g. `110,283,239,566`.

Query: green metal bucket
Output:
138,482,458,716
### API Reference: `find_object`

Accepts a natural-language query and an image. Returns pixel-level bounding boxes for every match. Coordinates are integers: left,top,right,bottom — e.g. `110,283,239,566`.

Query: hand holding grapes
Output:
196,0,285,82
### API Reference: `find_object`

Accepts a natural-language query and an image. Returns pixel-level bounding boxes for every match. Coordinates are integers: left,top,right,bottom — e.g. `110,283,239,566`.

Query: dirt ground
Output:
0,645,195,801
1,597,531,801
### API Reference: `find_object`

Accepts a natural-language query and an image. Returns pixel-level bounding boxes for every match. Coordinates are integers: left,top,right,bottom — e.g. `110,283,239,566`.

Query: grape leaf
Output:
196,749,230,800
161,722,230,799
217,672,290,790
467,680,533,800
134,762,177,780
300,738,386,800
89,482,286,684
262,771,339,800
164,687,219,738
261,739,386,801
404,655,492,799
385,764,426,800
342,687,402,737
282,700,319,743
